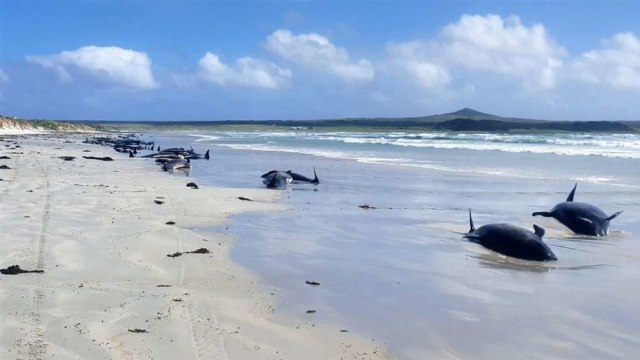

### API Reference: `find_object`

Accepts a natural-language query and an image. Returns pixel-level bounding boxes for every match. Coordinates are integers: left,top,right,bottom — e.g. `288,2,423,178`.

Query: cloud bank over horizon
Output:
3,12,640,120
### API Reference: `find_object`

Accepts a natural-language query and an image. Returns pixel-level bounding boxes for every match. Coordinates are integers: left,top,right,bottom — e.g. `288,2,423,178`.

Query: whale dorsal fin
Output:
566,183,577,202
468,209,476,233
533,224,545,238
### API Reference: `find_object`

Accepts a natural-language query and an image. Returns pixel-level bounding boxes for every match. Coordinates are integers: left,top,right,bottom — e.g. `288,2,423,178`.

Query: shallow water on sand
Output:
149,131,640,359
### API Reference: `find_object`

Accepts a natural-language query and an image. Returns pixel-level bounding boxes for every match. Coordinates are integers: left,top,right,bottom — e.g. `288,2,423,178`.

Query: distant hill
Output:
315,108,542,124
277,108,638,132
407,108,542,123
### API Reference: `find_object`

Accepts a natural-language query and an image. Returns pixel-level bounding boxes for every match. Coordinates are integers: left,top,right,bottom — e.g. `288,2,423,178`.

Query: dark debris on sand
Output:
154,200,164,205
0,156,10,159
166,248,210,258
82,156,113,161
359,204,377,209
238,197,253,201
165,221,176,225
305,280,320,286
1,265,44,275
128,329,148,333
59,156,75,161
186,182,199,189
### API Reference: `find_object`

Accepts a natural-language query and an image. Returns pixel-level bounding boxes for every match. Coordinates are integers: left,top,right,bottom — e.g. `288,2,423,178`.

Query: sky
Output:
1,0,640,121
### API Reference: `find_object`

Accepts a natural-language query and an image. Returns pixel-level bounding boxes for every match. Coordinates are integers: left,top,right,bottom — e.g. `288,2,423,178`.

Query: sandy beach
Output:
0,133,389,360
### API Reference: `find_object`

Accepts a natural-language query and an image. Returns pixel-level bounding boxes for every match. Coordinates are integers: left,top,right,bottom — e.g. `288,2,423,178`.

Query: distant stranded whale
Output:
532,183,622,236
144,148,209,160
464,210,557,262
262,170,292,188
163,156,191,171
261,168,319,188
285,168,319,184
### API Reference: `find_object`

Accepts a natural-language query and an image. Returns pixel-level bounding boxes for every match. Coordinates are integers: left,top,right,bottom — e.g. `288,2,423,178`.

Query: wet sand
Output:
164,134,640,360
0,133,389,360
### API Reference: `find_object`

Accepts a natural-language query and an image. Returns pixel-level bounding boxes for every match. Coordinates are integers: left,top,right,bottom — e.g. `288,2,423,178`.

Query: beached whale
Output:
163,156,191,171
262,170,292,188
532,183,622,236
286,168,319,184
143,149,209,160
261,168,319,184
464,210,557,262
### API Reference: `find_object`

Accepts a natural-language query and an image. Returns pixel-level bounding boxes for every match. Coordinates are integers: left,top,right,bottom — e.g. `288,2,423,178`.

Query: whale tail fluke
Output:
129,150,134,158
204,150,210,160
567,183,577,202
606,211,623,221
532,211,553,217
311,167,319,184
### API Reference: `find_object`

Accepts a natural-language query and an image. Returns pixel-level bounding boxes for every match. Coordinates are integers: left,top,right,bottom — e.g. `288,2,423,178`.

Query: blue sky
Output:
1,0,640,121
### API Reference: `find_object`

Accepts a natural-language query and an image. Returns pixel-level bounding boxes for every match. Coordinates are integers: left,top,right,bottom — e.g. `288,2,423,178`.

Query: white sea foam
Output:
194,130,640,159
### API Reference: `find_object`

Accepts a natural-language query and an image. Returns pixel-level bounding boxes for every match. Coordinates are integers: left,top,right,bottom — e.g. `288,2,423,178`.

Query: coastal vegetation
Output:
0,115,104,133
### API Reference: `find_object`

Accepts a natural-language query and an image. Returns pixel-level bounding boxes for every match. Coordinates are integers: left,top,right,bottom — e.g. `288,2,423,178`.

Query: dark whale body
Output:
261,168,319,186
262,171,292,188
163,157,191,171
464,210,557,262
285,168,319,184
532,183,622,236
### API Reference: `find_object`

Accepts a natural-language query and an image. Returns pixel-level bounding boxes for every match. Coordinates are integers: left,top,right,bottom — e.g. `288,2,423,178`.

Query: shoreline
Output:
0,133,389,360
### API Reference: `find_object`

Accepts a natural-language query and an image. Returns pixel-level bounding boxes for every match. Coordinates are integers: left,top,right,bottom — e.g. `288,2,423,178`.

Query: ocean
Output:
149,130,640,359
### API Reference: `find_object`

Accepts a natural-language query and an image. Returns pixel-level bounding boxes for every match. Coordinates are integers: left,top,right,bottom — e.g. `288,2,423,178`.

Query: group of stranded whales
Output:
466,183,623,262
85,135,210,172
84,135,623,263
141,146,210,171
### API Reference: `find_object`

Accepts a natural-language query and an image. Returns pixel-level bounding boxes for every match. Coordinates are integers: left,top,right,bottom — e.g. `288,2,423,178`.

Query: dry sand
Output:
0,133,388,360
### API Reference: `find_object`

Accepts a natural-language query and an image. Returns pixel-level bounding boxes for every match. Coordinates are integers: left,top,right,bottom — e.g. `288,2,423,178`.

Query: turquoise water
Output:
152,130,640,359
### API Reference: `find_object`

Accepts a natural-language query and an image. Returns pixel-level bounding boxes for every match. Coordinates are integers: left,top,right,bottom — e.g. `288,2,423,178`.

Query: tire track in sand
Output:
21,159,51,360
168,196,229,360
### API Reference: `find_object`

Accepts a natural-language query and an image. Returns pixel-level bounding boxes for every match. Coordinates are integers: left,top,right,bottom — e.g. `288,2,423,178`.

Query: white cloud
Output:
26,46,157,89
572,32,640,89
266,29,374,82
386,41,451,88
387,14,565,89
0,68,9,83
198,52,291,89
